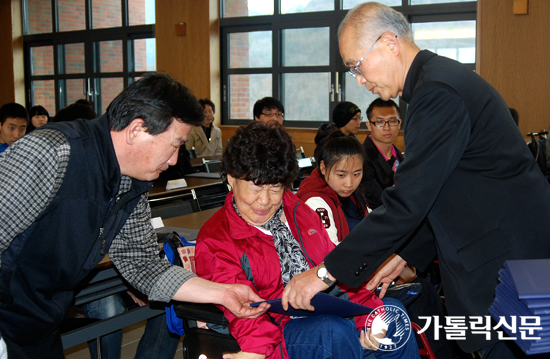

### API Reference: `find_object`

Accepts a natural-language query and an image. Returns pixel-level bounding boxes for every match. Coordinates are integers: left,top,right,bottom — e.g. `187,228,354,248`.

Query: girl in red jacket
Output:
297,132,368,245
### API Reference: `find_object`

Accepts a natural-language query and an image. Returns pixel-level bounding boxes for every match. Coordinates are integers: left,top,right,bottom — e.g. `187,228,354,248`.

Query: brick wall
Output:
129,0,146,25
92,0,121,29
32,80,55,112
58,0,86,32
223,0,248,18
225,0,252,120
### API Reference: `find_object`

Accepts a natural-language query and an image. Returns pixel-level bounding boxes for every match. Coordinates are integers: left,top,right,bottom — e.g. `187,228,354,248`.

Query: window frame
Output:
22,0,155,116
220,0,477,128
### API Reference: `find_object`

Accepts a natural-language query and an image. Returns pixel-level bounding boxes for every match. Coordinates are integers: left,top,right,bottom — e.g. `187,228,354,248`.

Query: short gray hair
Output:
338,2,414,49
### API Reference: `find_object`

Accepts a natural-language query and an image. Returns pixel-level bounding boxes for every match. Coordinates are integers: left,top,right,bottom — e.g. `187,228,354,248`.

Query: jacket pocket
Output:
456,227,511,272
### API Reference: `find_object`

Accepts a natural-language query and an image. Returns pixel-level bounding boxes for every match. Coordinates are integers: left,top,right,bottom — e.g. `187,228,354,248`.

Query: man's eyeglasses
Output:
348,35,382,78
261,112,284,119
369,119,401,128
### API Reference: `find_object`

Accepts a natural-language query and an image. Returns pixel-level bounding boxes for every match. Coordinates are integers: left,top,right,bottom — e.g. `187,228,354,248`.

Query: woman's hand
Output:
360,328,384,351
222,351,266,359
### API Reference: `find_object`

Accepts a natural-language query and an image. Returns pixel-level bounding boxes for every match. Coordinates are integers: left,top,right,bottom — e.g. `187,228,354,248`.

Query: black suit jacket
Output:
325,51,550,352
361,136,404,209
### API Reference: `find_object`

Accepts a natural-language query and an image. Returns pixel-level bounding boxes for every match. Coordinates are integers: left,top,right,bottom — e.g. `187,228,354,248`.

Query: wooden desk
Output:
163,207,221,230
149,176,228,213
149,176,225,200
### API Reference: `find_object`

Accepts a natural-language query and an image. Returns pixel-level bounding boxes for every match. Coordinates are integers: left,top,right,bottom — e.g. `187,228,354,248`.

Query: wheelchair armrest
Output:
174,302,229,326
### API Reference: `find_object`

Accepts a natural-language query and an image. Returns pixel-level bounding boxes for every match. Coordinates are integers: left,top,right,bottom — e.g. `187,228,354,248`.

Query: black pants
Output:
3,329,64,359
403,277,466,359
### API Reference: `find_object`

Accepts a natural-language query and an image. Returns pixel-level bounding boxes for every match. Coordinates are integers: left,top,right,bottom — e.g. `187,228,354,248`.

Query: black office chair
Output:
164,233,240,359
175,303,240,359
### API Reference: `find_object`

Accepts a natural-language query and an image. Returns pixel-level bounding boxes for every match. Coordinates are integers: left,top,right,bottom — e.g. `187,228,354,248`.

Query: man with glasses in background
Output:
253,97,284,125
283,3,550,358
362,98,403,210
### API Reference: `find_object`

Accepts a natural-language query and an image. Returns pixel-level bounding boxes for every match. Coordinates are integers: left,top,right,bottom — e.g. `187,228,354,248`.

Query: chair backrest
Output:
411,322,436,359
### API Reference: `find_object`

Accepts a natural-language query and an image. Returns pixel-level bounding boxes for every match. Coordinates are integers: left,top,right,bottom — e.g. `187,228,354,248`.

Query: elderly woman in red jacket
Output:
195,121,419,359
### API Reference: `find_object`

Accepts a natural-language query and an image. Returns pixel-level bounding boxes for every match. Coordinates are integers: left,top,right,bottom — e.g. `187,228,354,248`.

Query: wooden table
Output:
162,207,221,230
149,176,225,200
149,176,228,213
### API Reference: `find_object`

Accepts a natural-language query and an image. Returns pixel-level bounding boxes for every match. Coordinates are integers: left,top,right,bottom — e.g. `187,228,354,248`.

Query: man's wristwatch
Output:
317,262,336,287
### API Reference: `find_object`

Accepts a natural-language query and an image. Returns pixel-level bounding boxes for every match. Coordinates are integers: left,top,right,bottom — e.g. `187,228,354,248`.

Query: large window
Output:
220,0,476,127
23,0,156,117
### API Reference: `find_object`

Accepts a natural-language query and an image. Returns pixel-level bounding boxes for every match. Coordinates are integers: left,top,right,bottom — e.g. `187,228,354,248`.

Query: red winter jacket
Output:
195,190,382,359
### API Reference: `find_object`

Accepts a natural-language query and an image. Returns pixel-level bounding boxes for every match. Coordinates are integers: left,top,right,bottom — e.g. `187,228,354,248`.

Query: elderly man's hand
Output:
366,254,407,298
281,267,329,311
221,283,270,318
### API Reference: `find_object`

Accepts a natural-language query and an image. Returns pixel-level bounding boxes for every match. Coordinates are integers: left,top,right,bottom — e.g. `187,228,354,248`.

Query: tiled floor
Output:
63,320,185,359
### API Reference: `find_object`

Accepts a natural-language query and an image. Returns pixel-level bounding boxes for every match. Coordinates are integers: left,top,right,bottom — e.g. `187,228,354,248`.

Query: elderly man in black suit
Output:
282,3,550,358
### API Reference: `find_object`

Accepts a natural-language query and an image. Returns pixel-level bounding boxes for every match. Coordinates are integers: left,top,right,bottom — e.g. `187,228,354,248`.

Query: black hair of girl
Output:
316,130,368,218
27,105,50,133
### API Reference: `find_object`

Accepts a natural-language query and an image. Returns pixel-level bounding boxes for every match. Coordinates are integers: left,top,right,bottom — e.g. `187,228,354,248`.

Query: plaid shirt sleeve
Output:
108,180,196,302
0,130,70,269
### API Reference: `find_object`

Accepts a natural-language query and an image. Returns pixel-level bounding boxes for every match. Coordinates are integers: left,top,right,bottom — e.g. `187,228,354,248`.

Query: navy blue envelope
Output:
251,292,374,317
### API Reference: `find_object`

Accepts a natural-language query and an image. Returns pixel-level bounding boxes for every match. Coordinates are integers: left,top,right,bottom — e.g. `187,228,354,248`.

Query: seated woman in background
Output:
186,98,223,157
297,131,459,359
195,121,419,359
27,105,50,133
332,101,362,136
313,101,362,160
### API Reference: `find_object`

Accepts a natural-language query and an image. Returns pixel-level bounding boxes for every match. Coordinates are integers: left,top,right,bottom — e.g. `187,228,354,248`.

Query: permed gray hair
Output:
338,2,414,49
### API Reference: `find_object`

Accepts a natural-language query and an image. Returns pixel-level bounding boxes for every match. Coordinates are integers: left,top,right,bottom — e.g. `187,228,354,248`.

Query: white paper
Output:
166,178,187,190
150,217,165,229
